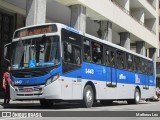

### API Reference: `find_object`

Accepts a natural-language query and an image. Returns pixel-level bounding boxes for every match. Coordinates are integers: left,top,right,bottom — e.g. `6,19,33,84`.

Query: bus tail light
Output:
45,73,60,86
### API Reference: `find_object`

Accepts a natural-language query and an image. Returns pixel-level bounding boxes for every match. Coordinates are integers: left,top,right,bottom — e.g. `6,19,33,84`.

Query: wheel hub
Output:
86,90,92,103
136,92,140,102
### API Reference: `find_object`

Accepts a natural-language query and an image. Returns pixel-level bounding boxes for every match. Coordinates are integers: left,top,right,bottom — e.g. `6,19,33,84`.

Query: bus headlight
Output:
45,73,60,86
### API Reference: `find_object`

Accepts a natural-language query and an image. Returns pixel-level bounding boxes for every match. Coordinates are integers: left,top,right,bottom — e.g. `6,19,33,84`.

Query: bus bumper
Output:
10,80,62,100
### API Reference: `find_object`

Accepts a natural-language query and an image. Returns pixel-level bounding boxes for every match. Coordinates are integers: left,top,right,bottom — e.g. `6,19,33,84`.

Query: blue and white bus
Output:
4,23,156,108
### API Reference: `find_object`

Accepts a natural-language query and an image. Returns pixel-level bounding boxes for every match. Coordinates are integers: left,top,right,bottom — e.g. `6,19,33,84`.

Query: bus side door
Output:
105,46,117,87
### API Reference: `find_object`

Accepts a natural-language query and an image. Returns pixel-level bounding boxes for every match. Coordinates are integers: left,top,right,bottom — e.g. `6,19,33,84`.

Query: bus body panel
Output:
10,62,155,101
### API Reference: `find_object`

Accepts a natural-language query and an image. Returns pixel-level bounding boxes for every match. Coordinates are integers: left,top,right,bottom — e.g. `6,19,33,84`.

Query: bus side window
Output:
134,57,141,73
91,42,103,64
105,48,110,66
141,59,147,74
83,39,91,62
63,42,81,65
127,54,133,71
148,61,153,75
63,42,70,63
117,51,125,69
110,50,115,68
72,46,81,65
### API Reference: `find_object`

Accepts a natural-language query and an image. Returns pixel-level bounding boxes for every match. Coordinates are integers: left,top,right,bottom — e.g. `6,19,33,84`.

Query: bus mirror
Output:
4,43,11,63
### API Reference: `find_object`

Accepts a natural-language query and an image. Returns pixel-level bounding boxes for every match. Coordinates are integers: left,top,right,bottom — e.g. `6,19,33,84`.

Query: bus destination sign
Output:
14,25,57,38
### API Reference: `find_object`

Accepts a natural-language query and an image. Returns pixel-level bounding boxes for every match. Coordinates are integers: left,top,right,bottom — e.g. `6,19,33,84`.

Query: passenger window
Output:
105,46,116,67
148,61,153,75
127,54,133,71
105,48,110,66
83,39,91,62
91,42,103,64
117,51,125,69
134,57,141,73
63,42,69,62
110,50,116,68
141,59,147,74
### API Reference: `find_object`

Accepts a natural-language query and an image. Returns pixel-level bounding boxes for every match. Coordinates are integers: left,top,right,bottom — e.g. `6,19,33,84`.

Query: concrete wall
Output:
112,31,120,45
113,0,130,11
78,0,158,48
147,0,156,8
130,8,144,23
1,0,159,49
86,18,99,37
145,19,156,33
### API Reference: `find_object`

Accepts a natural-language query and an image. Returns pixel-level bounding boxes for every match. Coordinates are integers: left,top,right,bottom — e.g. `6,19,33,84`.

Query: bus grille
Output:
17,93,42,96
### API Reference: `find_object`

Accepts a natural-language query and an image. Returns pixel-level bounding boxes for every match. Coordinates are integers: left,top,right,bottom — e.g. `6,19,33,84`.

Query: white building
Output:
0,0,159,90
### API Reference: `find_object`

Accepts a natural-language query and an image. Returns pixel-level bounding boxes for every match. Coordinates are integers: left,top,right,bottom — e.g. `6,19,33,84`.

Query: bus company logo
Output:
119,74,126,80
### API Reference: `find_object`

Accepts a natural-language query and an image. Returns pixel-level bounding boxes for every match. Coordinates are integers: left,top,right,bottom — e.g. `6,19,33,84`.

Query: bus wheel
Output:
40,99,53,108
82,85,94,108
127,88,140,104
100,100,113,106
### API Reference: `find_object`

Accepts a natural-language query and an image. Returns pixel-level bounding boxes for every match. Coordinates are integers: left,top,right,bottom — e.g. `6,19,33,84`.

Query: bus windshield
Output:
11,36,59,69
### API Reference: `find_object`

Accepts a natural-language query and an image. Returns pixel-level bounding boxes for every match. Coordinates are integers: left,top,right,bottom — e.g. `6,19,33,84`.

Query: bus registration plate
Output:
24,88,33,92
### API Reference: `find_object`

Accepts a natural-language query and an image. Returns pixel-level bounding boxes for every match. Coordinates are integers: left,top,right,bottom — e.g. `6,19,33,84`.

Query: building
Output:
0,0,159,91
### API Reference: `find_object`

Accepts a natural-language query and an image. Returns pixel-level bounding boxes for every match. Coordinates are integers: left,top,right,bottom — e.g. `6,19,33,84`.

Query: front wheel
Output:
82,85,94,108
40,99,54,108
127,88,140,104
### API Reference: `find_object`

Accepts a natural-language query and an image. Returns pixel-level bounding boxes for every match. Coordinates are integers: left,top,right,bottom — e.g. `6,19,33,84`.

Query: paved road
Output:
0,100,159,111
0,100,159,120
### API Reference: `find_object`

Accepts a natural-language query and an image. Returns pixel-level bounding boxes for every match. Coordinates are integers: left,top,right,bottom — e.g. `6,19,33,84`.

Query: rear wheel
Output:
82,85,94,108
40,99,54,108
127,88,140,104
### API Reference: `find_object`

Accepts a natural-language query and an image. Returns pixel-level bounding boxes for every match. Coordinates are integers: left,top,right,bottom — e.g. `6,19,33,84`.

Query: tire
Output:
40,99,53,108
100,100,113,106
82,85,94,108
127,88,140,104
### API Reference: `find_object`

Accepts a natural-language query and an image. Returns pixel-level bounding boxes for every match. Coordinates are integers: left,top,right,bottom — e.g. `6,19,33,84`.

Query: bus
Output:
4,23,156,108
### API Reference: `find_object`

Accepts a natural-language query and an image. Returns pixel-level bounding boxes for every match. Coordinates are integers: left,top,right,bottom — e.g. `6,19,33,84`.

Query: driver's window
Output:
63,42,81,65
63,42,70,63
